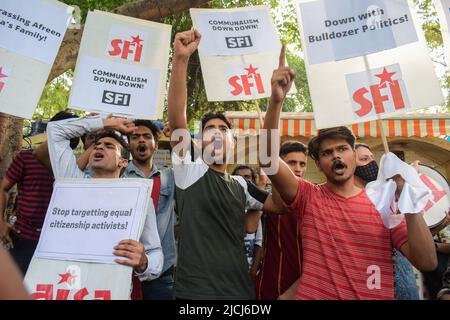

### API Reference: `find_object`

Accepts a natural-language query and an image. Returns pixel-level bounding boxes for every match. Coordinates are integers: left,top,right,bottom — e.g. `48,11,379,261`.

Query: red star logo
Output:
0,67,8,79
58,272,76,286
375,67,396,88
131,35,143,46
245,64,258,76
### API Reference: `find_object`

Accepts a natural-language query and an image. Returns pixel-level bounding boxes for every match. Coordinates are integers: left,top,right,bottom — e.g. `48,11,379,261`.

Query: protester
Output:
0,246,29,300
260,45,437,300
424,215,450,299
232,165,264,280
167,29,282,300
436,231,450,300
256,141,307,300
0,111,78,275
34,115,163,286
122,119,177,300
354,143,420,300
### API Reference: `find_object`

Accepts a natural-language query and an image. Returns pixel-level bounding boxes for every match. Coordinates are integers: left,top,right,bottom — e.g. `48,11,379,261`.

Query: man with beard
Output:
353,143,420,300
168,29,281,300
256,141,307,300
123,120,176,300
260,45,437,299
36,116,163,287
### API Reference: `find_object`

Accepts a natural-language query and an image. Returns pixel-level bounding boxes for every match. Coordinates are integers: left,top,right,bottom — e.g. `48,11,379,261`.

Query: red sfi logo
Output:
228,64,265,96
108,34,144,62
348,65,410,119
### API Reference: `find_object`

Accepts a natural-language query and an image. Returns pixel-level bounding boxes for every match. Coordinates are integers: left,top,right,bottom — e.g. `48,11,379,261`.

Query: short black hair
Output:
49,111,79,150
132,119,161,143
94,130,130,160
308,126,355,161
355,143,371,151
232,164,257,183
201,112,233,132
49,111,78,122
280,141,307,158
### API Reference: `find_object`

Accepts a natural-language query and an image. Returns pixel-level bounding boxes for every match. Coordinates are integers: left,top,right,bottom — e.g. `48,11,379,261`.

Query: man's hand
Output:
0,221,13,246
113,239,148,273
162,121,171,138
270,44,296,104
103,117,136,135
392,174,405,200
173,29,201,62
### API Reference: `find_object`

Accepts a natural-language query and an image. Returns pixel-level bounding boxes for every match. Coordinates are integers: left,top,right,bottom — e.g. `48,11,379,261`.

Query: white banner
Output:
193,7,279,56
295,0,444,129
191,6,296,102
69,10,171,119
24,179,153,300
34,179,152,263
0,0,72,119
435,0,450,65
0,0,72,65
299,0,418,65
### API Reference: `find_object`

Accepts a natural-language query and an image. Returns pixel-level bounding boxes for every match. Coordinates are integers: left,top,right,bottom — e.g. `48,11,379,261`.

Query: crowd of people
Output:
0,29,449,300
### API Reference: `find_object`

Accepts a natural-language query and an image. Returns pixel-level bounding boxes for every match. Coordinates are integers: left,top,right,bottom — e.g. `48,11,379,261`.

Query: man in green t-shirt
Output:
168,29,280,300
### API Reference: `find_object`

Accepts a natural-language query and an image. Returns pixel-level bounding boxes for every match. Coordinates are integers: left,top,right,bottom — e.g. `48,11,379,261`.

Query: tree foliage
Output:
62,0,132,23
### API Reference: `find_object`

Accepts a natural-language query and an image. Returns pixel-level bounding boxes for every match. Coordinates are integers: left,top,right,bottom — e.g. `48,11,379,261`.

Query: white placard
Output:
193,7,279,56
34,179,152,264
435,0,450,65
0,0,72,119
299,0,418,65
69,10,171,119
0,0,72,64
295,0,444,129
191,6,296,102
70,56,161,119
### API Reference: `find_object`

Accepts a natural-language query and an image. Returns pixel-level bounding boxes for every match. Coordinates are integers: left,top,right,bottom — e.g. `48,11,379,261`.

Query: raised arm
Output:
168,29,201,155
261,45,298,205
47,116,135,179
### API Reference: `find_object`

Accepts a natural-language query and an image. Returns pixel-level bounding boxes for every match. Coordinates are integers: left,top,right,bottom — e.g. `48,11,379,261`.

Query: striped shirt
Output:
283,179,408,300
256,212,302,300
5,149,54,240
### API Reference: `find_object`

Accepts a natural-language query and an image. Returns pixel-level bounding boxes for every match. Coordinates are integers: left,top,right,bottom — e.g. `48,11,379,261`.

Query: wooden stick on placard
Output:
363,56,390,154
378,118,390,153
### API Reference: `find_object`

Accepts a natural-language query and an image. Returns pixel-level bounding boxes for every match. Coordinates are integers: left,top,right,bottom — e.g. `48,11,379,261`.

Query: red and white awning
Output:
225,112,450,138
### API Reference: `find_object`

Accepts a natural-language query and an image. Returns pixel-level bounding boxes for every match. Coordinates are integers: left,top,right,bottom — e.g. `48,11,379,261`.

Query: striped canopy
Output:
225,112,450,138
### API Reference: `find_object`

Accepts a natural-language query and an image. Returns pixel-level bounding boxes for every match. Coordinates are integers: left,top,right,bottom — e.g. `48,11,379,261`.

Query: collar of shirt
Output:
124,161,160,179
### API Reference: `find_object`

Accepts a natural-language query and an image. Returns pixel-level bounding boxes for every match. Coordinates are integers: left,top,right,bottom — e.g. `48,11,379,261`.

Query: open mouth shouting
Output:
137,144,148,157
331,159,347,175
93,151,105,162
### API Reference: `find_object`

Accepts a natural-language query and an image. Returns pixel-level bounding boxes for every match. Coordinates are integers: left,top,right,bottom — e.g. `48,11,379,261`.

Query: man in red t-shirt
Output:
260,46,437,300
256,141,307,300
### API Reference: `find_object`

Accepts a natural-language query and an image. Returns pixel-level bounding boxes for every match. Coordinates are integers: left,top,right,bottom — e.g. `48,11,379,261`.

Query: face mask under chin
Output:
354,160,379,183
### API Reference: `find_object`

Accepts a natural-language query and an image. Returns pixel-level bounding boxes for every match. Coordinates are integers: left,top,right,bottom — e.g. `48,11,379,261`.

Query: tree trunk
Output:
0,0,210,179
0,114,23,178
